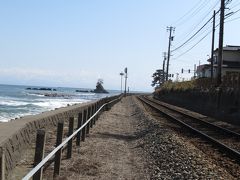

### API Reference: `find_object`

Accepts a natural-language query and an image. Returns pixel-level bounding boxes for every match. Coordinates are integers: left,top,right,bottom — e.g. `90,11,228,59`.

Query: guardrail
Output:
22,95,121,180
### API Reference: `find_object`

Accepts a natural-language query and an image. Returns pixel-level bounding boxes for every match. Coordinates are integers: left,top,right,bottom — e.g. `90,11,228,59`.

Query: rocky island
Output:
93,79,109,94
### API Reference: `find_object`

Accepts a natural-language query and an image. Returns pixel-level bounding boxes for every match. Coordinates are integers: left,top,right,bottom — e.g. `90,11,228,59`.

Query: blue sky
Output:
0,0,240,92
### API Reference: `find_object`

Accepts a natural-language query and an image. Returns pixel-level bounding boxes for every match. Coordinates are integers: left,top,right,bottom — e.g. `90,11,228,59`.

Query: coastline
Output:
0,84,119,123
0,101,92,144
0,99,98,177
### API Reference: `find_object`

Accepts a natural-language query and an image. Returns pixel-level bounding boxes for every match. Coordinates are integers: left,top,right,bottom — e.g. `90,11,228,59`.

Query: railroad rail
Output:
138,95,240,164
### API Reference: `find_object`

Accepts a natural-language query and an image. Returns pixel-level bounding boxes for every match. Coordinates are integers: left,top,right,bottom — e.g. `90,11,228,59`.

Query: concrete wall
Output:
155,89,240,125
0,95,119,178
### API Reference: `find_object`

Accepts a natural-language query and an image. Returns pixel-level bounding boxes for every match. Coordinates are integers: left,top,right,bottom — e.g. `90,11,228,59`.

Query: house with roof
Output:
196,45,240,78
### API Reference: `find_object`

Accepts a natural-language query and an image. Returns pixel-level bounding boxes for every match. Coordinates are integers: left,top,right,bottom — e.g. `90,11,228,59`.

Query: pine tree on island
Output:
93,79,109,94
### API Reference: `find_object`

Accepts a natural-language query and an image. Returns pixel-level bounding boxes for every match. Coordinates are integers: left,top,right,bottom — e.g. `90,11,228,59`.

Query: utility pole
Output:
217,0,225,86
124,67,128,95
166,26,175,81
162,52,167,83
211,10,216,81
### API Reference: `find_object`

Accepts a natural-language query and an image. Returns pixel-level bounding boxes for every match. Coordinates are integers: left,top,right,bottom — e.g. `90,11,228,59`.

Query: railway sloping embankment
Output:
0,95,118,178
154,84,240,125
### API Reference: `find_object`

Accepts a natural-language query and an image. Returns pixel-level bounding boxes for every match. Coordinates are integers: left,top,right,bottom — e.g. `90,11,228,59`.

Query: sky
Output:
0,0,240,92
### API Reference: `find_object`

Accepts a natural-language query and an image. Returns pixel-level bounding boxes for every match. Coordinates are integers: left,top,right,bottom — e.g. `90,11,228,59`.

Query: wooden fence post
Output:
90,105,94,128
96,102,99,121
67,117,74,159
105,103,109,111
81,109,87,141
53,122,64,177
86,107,90,134
76,112,83,146
33,129,46,180
0,148,5,180
93,104,96,125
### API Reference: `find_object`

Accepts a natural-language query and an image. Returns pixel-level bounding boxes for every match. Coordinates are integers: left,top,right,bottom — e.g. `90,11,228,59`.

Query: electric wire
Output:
166,0,238,66
223,6,240,24
225,15,240,23
173,30,212,60
173,0,220,49
229,7,240,16
174,0,210,27
172,7,239,61
231,1,240,8
172,0,207,26
171,16,214,53
228,1,240,9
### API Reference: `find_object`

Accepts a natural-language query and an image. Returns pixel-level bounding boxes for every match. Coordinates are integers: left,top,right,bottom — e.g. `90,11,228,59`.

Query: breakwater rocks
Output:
26,87,57,91
43,93,71,98
0,95,119,178
75,90,92,93
154,88,240,125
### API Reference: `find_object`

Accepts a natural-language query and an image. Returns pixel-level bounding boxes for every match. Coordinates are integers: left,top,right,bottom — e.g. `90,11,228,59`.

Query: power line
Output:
173,0,209,27
227,7,240,17
173,17,222,61
173,6,240,61
172,0,203,25
172,25,212,58
174,0,220,45
228,1,240,9
223,6,240,23
225,15,240,23
188,0,220,31
173,30,212,60
171,15,214,53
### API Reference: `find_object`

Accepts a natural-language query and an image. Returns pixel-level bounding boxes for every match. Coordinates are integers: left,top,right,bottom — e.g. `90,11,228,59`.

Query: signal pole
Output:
120,72,124,93
211,10,216,81
166,26,175,81
124,67,128,95
217,0,225,86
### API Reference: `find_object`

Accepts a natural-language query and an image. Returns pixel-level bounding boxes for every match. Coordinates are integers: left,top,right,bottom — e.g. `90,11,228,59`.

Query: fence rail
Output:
22,95,121,180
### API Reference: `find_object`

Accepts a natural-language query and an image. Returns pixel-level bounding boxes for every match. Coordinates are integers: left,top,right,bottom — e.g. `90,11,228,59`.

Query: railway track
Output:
138,95,240,164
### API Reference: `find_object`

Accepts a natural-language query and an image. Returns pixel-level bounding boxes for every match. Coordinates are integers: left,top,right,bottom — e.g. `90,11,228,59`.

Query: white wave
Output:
0,99,90,122
0,112,36,122
76,93,96,96
0,100,29,106
32,98,89,110
26,93,45,97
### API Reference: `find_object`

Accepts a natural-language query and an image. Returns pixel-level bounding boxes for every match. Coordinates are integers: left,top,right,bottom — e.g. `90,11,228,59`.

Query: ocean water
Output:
0,84,119,122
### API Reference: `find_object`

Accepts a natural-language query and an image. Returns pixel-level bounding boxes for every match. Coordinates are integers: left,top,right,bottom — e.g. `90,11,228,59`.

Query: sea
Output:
0,84,120,122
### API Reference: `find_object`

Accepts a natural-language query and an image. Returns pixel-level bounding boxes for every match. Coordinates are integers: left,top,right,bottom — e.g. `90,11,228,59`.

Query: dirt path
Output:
49,96,149,180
